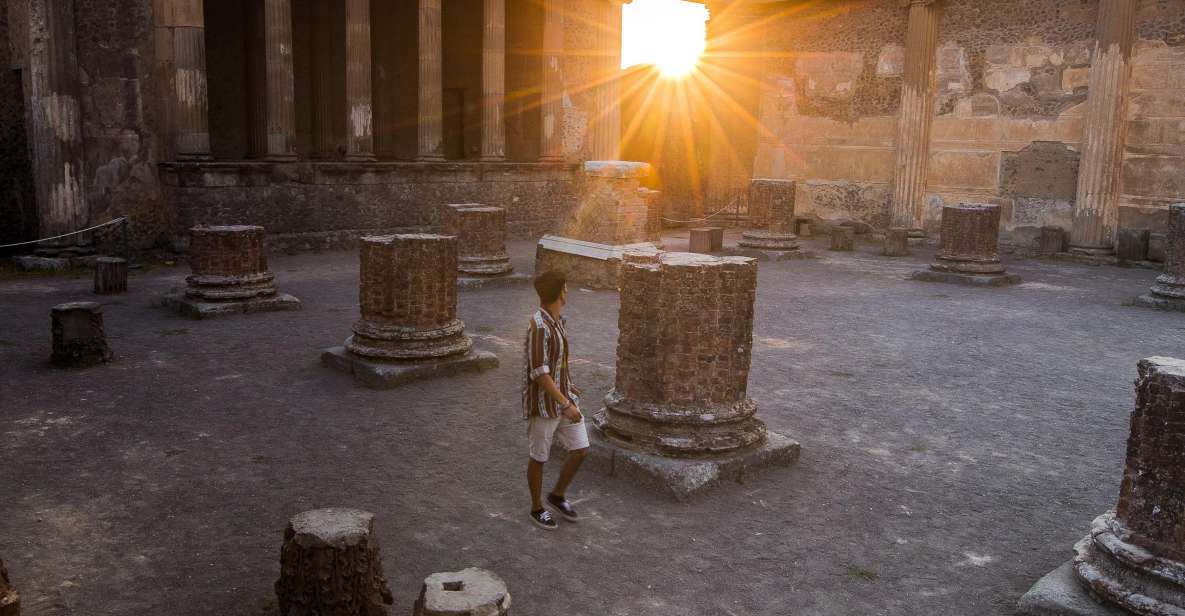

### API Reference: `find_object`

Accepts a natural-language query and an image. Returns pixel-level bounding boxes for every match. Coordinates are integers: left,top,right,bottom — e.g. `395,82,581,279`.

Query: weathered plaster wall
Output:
0,2,37,245
753,0,1185,246
162,162,578,246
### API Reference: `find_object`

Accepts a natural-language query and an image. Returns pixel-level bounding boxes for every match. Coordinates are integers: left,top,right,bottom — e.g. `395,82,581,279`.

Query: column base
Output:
457,272,532,290
1068,244,1115,257
160,291,303,319
1134,293,1185,312
320,345,498,389
478,156,506,163
175,153,214,162
537,156,564,163
1016,561,1125,616
415,154,446,162
551,418,800,502
264,154,299,162
345,154,377,162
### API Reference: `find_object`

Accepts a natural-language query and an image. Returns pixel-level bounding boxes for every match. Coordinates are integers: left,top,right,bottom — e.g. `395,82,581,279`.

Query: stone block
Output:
414,568,510,616
829,227,855,251
160,292,302,319
1115,229,1149,262
689,227,723,254
1040,226,1066,255
534,235,659,290
457,273,532,290
883,228,911,257
321,346,498,389
1016,562,1124,616
1149,233,1167,262
51,302,112,368
93,257,128,295
911,270,1022,287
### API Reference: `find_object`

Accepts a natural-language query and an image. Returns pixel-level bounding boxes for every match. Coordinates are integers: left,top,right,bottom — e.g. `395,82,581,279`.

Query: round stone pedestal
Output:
741,179,800,252
414,568,510,616
275,508,394,616
447,204,513,276
601,252,768,457
185,225,277,300
346,234,473,360
51,301,112,368
1137,204,1185,311
737,229,800,251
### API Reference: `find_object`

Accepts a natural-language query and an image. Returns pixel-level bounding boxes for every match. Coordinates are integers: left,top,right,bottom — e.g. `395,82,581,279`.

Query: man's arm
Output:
535,374,581,422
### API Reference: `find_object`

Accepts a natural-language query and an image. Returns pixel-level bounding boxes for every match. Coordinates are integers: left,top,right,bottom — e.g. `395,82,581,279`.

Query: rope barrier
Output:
660,197,743,224
0,217,127,250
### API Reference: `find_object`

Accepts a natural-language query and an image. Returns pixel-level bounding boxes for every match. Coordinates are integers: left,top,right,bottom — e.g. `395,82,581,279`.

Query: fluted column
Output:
889,0,941,234
245,0,268,158
589,0,624,160
170,0,212,160
312,1,340,158
480,0,507,161
539,0,564,162
26,0,90,249
417,0,444,161
263,0,298,160
1069,0,1138,255
344,0,375,161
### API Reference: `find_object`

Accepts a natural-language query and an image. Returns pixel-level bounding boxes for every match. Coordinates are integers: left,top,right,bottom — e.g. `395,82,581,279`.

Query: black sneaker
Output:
546,493,579,522
530,508,557,530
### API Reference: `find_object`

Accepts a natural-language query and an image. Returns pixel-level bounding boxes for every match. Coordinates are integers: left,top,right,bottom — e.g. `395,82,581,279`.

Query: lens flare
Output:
622,0,708,77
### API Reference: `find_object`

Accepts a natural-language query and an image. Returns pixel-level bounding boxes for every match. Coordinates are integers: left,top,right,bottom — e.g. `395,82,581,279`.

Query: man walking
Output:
523,270,588,530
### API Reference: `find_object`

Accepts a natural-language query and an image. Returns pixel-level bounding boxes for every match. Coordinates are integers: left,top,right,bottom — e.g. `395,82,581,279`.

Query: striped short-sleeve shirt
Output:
522,308,574,419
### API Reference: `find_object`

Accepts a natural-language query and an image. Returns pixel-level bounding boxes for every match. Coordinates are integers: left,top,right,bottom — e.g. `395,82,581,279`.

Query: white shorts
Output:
527,415,590,462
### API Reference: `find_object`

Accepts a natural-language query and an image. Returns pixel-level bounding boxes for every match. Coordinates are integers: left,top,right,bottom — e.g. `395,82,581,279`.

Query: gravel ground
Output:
0,233,1180,616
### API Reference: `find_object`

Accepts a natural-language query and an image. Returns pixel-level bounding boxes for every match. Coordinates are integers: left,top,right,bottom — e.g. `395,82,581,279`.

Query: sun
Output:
622,0,708,77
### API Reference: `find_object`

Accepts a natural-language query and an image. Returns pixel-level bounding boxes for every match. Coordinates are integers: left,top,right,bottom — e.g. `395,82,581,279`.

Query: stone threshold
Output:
160,292,302,319
910,270,1022,287
1133,294,1185,312
320,346,498,389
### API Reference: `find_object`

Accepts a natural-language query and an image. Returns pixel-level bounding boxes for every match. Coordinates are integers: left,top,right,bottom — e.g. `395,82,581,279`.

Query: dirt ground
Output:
1,232,1180,615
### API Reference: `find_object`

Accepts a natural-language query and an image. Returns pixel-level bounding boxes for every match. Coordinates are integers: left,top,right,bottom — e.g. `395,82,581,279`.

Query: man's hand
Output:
562,401,583,423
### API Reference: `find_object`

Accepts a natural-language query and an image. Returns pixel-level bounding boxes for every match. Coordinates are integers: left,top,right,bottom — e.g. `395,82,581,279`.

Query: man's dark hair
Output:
534,270,567,304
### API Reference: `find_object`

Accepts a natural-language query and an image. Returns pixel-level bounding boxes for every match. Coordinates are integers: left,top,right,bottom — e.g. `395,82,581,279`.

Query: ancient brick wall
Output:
0,4,36,245
752,0,1185,247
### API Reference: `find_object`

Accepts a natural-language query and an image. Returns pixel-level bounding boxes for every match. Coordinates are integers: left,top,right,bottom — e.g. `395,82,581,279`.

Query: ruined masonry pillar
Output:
889,0,941,235
170,0,212,160
603,253,768,455
481,0,507,161
26,0,89,250
739,179,801,252
447,204,513,277
417,0,445,161
589,0,624,160
275,509,394,616
264,0,298,160
1069,0,1137,255
912,203,1020,286
345,0,375,161
163,225,301,317
51,302,112,368
538,0,564,162
1071,357,1185,614
1136,203,1185,310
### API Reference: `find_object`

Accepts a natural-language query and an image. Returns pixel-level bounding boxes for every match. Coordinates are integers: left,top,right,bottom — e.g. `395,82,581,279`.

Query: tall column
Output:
1069,0,1137,255
311,1,341,158
245,0,268,158
263,0,298,160
417,0,445,161
344,0,375,161
538,0,564,162
888,0,941,235
589,0,623,160
26,0,90,250
480,0,507,161
170,0,212,160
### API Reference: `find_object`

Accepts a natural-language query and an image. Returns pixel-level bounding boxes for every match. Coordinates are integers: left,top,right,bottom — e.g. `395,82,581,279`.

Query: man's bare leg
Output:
528,458,545,511
550,448,586,499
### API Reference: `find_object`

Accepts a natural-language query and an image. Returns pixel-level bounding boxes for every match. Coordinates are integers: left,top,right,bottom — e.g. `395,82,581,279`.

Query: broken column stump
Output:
912,203,1020,287
1017,357,1185,616
735,178,806,260
829,227,855,252
275,508,394,616
688,227,723,254
93,257,128,295
161,225,301,318
1039,226,1066,256
413,568,510,616
639,187,663,244
535,161,661,289
883,228,911,257
0,558,19,616
1136,204,1185,312
51,302,112,368
1116,228,1150,263
321,234,497,389
446,204,528,289
574,252,800,500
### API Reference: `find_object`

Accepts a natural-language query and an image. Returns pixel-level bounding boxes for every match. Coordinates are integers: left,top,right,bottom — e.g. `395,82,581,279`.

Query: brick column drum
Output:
1136,203,1185,311
1018,357,1185,615
580,253,800,500
739,179,801,253
912,203,1021,286
322,234,497,388
162,225,302,317
447,204,513,277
